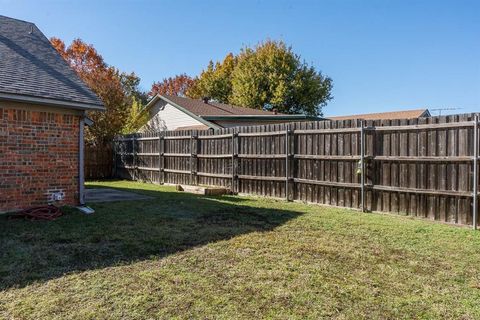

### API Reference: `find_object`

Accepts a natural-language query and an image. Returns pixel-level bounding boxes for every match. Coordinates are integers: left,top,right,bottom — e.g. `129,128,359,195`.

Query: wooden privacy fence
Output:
114,113,479,228
85,144,114,180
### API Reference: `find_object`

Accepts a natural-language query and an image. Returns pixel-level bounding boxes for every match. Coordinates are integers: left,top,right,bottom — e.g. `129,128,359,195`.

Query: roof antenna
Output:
430,107,463,116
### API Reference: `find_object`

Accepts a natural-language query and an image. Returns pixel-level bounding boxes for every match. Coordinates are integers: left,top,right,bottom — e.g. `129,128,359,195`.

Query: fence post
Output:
360,120,365,212
112,138,117,178
231,130,237,193
161,132,166,184
195,130,200,186
291,126,296,201
132,135,137,181
473,115,478,230
285,126,291,201
190,131,198,185
158,132,163,185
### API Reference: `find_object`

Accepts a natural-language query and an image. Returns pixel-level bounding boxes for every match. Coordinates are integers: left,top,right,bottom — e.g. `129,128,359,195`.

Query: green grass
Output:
1,180,480,319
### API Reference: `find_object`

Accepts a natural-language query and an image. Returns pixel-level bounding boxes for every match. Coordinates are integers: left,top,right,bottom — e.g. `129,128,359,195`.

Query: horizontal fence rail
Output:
113,113,480,228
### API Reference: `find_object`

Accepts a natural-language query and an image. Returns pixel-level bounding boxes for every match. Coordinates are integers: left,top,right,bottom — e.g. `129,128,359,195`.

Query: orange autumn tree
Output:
50,37,143,144
149,74,196,97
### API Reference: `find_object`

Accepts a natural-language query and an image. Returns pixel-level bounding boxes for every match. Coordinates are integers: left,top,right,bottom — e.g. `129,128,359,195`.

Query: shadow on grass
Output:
0,183,302,290
88,183,255,204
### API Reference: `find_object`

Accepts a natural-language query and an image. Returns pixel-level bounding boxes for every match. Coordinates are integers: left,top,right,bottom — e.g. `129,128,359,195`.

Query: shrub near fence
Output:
114,113,480,227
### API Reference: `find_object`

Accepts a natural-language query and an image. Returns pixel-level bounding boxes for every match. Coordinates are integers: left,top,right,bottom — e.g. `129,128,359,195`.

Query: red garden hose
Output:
7,205,63,221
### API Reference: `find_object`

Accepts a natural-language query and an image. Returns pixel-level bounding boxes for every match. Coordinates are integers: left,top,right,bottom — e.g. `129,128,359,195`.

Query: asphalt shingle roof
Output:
0,15,104,109
163,95,283,117
329,109,430,121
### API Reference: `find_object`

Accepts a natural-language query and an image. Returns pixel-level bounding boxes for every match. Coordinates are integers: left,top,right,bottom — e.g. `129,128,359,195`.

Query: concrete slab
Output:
85,188,153,203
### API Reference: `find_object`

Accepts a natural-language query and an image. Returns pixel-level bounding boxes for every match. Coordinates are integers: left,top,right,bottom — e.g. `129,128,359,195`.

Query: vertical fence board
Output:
112,113,479,227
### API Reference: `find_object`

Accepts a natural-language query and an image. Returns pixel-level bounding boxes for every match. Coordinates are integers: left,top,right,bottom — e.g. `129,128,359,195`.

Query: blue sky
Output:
2,0,479,116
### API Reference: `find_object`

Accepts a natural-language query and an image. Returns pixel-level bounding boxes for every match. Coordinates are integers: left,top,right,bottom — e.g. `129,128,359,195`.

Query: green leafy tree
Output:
122,97,148,134
120,72,148,105
231,41,332,116
187,53,236,103
190,40,332,116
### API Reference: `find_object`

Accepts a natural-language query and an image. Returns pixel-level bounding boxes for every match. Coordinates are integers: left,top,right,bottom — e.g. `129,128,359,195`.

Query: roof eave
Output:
421,109,431,117
145,95,319,127
203,115,321,121
144,94,161,110
156,95,222,130
0,92,105,111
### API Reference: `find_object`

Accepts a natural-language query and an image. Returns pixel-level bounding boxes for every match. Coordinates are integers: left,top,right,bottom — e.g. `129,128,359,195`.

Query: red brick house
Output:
0,15,104,212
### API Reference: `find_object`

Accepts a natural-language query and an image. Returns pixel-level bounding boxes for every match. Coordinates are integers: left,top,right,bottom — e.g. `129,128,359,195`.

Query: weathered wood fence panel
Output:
114,113,480,227
85,144,113,179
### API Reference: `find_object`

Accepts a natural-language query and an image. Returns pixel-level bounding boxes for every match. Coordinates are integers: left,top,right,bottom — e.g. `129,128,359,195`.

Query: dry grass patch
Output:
1,180,480,319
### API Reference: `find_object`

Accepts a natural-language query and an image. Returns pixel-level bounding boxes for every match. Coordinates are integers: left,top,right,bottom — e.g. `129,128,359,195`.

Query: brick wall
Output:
0,105,81,212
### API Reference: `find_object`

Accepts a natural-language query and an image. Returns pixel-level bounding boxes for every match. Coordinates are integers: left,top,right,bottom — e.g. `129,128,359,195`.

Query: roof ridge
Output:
0,15,104,109
159,94,291,117
331,108,427,117
161,94,273,115
213,100,273,114
208,101,240,115
328,108,429,121
0,15,35,25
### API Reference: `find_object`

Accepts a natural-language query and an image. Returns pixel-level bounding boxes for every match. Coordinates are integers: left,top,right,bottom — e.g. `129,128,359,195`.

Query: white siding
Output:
142,100,204,131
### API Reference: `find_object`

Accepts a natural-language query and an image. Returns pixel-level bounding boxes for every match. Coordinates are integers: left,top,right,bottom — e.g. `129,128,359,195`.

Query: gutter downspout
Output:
79,113,85,205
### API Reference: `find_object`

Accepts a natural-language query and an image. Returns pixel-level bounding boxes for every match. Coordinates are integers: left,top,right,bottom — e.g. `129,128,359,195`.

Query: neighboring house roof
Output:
175,124,210,131
162,94,285,117
0,15,104,110
146,94,317,129
328,109,430,121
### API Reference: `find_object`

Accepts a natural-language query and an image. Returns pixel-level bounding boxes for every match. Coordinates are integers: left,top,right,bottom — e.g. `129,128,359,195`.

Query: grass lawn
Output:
1,180,480,319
